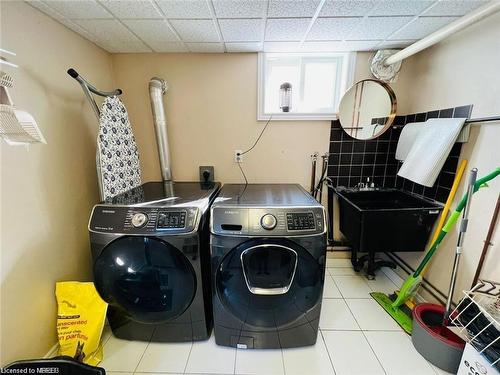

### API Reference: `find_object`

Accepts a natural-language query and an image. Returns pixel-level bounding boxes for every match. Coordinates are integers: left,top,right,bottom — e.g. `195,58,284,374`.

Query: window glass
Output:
259,52,355,120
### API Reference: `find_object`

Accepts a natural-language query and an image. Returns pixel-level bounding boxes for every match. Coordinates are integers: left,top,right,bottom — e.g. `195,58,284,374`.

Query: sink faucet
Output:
356,177,376,191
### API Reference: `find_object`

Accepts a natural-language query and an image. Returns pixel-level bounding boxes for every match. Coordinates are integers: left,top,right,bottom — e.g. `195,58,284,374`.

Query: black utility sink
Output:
335,188,443,278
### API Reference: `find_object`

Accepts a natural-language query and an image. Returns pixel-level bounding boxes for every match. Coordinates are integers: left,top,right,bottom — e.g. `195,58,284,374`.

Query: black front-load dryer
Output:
89,181,220,342
210,184,327,349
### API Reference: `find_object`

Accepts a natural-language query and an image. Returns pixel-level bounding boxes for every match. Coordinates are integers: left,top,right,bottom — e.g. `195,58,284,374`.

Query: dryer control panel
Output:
90,205,199,235
211,207,325,236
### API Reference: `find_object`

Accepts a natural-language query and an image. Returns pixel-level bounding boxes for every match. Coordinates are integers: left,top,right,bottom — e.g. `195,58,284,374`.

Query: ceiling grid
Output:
26,0,488,53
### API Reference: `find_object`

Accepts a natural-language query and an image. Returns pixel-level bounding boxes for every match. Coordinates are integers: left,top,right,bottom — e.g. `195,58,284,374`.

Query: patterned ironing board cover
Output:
98,96,142,200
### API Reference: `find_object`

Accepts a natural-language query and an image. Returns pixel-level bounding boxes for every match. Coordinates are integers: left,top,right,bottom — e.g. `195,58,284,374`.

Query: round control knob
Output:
261,214,277,230
131,212,148,228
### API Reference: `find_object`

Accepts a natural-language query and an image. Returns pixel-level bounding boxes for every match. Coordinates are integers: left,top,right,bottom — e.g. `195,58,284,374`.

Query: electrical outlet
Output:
199,166,214,182
234,150,243,163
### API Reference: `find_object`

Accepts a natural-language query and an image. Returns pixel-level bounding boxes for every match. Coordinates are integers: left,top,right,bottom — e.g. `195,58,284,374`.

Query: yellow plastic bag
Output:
56,281,108,365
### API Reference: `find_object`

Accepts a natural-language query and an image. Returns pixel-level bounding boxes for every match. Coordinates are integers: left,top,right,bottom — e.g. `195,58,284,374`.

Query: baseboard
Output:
44,343,59,358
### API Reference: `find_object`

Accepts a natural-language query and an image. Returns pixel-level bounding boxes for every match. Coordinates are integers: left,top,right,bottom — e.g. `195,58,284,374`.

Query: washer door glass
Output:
94,236,196,324
216,238,322,329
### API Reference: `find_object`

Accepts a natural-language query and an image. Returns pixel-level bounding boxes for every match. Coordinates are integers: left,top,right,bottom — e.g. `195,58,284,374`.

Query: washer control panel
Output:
287,212,315,231
90,205,198,235
157,211,187,229
212,207,325,236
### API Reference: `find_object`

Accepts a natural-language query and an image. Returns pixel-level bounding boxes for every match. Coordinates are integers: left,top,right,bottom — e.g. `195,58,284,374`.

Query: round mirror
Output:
338,79,397,140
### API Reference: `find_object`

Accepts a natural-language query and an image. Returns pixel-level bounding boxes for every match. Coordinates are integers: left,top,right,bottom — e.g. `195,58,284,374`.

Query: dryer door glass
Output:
94,236,196,324
216,239,322,329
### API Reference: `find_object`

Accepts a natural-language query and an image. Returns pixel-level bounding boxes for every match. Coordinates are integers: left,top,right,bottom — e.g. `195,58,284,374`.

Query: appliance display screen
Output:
157,211,186,229
287,212,315,230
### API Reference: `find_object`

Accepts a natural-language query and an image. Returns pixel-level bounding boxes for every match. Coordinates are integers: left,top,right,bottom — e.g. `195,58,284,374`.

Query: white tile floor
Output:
101,256,452,375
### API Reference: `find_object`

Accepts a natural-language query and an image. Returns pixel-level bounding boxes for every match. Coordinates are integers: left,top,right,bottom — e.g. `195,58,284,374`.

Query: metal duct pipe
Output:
149,77,172,182
384,1,500,66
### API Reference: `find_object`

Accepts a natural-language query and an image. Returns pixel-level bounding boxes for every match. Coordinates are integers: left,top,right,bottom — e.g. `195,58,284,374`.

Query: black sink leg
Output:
351,249,365,272
354,252,397,280
367,252,376,280
351,248,360,270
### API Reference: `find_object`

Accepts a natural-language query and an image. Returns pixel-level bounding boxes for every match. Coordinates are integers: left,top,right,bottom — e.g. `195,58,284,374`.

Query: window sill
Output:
257,113,339,121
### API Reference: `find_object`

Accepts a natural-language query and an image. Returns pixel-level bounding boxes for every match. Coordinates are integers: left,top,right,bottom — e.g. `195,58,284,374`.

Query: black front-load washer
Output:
89,181,220,342
210,184,327,349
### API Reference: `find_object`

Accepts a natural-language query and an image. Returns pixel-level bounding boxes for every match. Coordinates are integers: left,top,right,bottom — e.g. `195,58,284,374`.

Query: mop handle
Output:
413,167,500,277
443,168,477,323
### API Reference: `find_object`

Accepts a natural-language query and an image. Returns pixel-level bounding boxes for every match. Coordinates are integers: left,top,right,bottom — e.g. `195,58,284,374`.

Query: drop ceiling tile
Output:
389,16,459,40
304,40,380,52
57,18,99,39
225,42,263,52
320,0,376,17
99,0,162,19
370,1,434,16
170,19,220,42
307,17,362,40
268,0,319,18
96,40,152,53
263,41,301,52
424,0,488,16
219,19,263,42
148,41,188,52
187,42,225,52
265,18,311,41
377,39,416,49
348,16,412,40
123,20,178,43
342,40,381,51
213,0,268,18
156,0,211,19
74,19,141,42
301,41,344,51
27,1,64,19
42,0,112,19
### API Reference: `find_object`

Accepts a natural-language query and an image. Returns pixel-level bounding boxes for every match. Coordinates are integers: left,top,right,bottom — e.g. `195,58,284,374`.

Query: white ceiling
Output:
27,0,488,53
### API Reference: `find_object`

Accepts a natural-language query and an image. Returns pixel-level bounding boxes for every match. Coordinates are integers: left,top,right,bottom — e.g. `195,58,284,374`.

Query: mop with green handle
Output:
371,167,500,334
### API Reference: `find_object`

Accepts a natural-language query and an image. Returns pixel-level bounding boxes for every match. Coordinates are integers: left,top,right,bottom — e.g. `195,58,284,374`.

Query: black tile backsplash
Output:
328,104,473,203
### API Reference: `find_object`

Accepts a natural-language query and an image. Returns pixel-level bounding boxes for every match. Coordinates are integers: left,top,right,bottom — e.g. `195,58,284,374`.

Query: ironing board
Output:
98,96,141,201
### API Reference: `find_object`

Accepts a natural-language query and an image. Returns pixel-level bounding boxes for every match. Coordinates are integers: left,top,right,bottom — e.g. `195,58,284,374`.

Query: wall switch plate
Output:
199,166,214,182
234,150,243,163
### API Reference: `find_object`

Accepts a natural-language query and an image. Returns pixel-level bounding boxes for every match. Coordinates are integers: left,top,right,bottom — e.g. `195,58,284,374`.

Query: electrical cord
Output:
238,115,272,156
236,115,272,198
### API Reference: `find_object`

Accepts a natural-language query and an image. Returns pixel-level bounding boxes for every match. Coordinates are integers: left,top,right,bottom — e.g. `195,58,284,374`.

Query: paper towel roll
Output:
397,118,465,187
395,122,425,161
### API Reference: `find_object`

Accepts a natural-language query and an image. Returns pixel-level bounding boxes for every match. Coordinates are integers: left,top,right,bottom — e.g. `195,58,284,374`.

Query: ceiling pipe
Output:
384,1,500,66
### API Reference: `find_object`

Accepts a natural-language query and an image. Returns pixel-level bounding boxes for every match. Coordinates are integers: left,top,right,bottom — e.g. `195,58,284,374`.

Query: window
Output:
258,52,356,120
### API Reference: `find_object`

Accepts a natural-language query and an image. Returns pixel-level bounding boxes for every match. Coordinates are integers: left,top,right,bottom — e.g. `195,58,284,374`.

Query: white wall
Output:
394,11,500,302
0,2,114,365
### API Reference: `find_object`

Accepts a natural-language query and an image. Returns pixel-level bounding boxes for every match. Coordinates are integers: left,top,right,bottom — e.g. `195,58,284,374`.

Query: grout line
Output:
233,343,238,375
182,341,195,374
319,329,338,375
299,0,326,45
342,301,388,375
133,340,152,374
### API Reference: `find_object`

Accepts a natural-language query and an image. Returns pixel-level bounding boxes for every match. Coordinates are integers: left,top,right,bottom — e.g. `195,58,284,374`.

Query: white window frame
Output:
257,52,357,121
